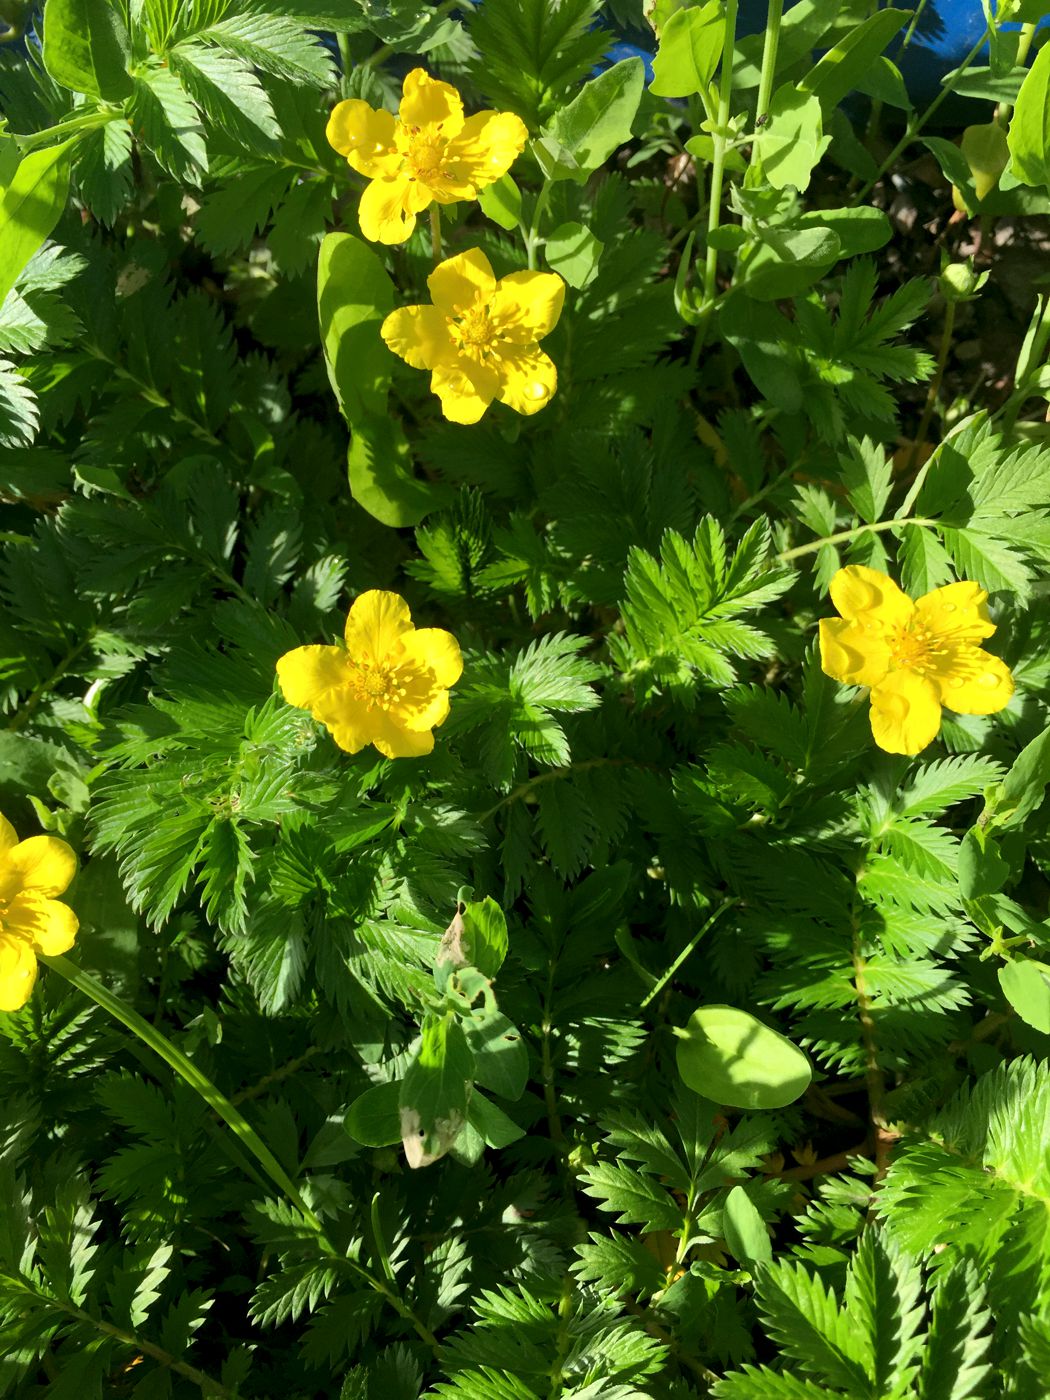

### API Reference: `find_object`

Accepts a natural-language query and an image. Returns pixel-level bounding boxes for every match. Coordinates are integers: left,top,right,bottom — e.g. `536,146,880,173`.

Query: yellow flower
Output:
326,67,528,245
819,565,1014,755
0,814,78,1012
276,590,463,759
381,248,564,424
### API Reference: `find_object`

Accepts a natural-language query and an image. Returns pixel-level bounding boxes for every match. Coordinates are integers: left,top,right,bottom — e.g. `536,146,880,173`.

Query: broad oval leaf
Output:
676,1004,812,1110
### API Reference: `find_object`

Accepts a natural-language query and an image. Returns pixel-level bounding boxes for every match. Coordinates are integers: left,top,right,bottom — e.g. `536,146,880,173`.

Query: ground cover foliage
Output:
2,0,1050,1394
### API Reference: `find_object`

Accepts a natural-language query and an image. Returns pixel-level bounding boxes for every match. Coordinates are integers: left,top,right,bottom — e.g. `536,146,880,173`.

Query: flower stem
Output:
900,297,956,485
776,516,936,562
748,0,784,182
853,24,991,203
640,899,739,1009
702,0,740,308
524,178,552,270
429,204,442,265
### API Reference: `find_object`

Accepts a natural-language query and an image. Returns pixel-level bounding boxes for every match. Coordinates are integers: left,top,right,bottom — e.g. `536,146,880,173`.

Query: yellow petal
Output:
430,356,499,424
381,305,454,371
323,694,379,755
345,590,414,667
935,648,1014,716
443,110,528,190
819,618,891,688
428,249,497,316
6,835,77,897
0,934,37,1012
915,580,995,645
370,711,437,759
398,68,464,138
495,345,557,415
399,689,451,732
491,270,565,343
869,671,942,755
358,174,417,245
400,628,463,688
829,565,913,628
5,892,78,954
0,814,17,852
276,644,348,717
326,99,400,177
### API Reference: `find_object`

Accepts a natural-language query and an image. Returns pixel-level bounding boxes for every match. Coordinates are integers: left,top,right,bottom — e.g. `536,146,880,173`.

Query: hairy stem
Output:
748,0,784,181
849,920,895,1180
702,0,740,309
429,204,443,264
776,516,936,562
640,899,740,1009
901,297,956,483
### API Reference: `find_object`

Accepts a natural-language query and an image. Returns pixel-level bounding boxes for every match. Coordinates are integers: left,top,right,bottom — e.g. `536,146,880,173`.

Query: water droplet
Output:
978,672,1000,688
949,677,965,690
864,622,881,633
373,142,385,153
526,381,549,400
942,603,956,613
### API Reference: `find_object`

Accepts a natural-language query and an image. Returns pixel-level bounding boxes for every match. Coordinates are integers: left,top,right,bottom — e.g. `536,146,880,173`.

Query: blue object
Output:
599,39,656,85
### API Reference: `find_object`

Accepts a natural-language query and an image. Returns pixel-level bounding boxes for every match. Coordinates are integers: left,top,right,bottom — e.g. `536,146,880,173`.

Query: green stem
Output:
44,956,444,1354
900,297,956,484
43,955,320,1227
336,31,352,80
640,900,740,1009
429,204,442,265
14,111,113,152
7,630,95,732
776,516,936,562
702,0,739,308
524,178,552,270
853,25,991,202
997,22,1036,125
748,0,784,181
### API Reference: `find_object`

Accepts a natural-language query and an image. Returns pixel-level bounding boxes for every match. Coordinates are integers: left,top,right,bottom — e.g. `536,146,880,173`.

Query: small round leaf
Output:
675,1004,812,1110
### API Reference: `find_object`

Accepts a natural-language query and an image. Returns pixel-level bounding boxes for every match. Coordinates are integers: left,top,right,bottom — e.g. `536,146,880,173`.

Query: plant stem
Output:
640,899,740,1009
748,0,784,182
524,178,552,270
775,516,936,562
853,25,992,203
850,918,896,1181
14,111,113,152
429,204,442,264
702,0,740,308
901,297,956,482
44,955,443,1354
996,21,1036,125
7,630,95,732
336,31,352,79
43,955,320,1225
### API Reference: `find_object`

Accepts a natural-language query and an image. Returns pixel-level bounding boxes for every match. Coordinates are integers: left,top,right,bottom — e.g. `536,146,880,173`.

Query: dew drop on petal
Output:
942,602,956,613
526,381,550,400
978,672,1001,688
949,677,965,689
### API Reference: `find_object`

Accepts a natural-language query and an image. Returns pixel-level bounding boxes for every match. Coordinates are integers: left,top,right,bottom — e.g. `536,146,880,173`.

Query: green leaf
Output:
535,58,644,182
998,959,1050,1034
460,896,509,979
345,1082,402,1148
466,1090,524,1149
676,1005,812,1110
168,44,280,145
42,0,132,99
465,1010,528,1100
0,142,72,310
799,9,909,115
545,221,603,288
200,13,335,87
1007,42,1050,190
477,173,522,231
316,232,440,527
753,86,830,192
649,0,722,98
723,1185,772,1267
578,1160,682,1231
992,726,1050,829
398,1013,475,1168
129,65,208,183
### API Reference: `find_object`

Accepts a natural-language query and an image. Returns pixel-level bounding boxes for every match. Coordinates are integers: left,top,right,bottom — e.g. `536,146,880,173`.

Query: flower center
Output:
349,663,405,710
454,306,496,350
887,623,943,675
404,127,446,182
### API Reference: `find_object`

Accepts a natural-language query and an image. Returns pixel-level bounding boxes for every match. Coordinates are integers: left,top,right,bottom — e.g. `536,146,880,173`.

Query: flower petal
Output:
935,647,1014,715
345,591,414,668
0,935,36,1012
915,580,996,644
869,670,942,755
6,835,77,897
5,892,78,954
443,110,528,190
495,345,557,415
358,174,417,244
326,99,400,177
0,814,17,853
400,628,463,688
430,355,500,424
428,249,497,316
324,695,379,755
829,565,913,628
491,270,565,343
381,305,455,371
819,618,891,688
370,711,437,759
398,68,464,138
277,645,348,717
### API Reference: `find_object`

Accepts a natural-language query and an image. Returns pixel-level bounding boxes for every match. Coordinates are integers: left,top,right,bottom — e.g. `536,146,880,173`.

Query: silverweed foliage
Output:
1,0,1050,1397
